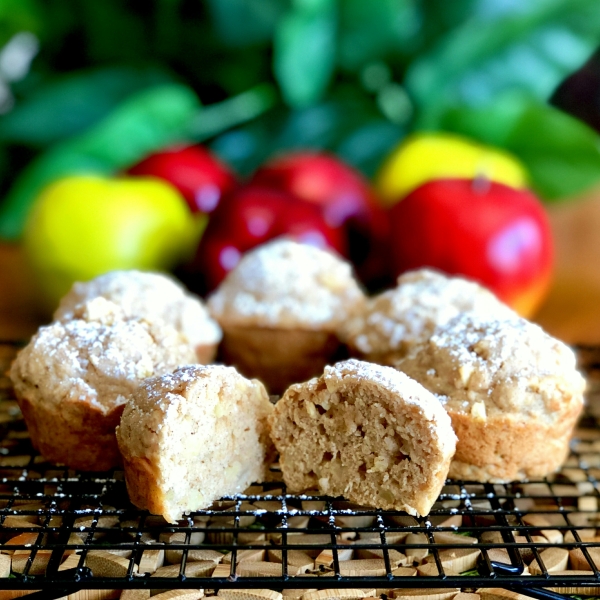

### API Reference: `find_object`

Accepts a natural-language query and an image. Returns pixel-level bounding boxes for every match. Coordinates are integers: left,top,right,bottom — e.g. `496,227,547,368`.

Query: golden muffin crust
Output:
341,269,514,364
395,314,586,482
11,297,197,470
117,364,273,523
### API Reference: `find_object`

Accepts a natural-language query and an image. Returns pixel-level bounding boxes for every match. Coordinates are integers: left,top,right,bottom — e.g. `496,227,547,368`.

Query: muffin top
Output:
341,269,514,359
395,313,586,423
12,297,197,414
207,239,365,331
54,270,222,348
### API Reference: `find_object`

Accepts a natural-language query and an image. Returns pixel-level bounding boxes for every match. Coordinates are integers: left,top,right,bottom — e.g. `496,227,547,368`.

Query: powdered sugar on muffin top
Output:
396,313,586,421
207,239,365,330
341,269,515,356
54,270,222,347
10,298,197,414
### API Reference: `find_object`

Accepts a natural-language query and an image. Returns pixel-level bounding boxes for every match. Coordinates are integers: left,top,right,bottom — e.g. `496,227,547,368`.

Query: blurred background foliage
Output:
0,0,599,238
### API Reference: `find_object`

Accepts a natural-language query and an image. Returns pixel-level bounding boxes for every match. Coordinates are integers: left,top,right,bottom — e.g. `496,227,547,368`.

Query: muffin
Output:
116,364,274,523
341,269,515,365
54,270,222,364
207,239,366,394
395,314,586,482
10,297,197,471
269,359,457,516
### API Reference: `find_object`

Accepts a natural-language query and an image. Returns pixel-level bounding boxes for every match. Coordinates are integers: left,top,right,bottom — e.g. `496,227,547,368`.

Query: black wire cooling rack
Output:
1,343,600,600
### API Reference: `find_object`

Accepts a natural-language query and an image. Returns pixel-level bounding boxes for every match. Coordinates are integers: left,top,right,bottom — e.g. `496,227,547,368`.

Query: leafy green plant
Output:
439,94,600,201
0,0,599,239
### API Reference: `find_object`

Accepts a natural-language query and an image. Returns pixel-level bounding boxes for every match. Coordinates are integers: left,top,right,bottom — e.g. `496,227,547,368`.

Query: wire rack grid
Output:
0,343,600,600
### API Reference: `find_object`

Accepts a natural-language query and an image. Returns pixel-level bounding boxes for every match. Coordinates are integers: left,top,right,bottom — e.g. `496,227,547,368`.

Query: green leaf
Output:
209,86,383,176
206,0,290,47
268,85,380,153
273,0,337,108
406,0,600,127
73,84,200,168
439,96,600,202
508,105,600,201
0,0,43,45
0,66,176,147
338,0,419,72
0,83,201,240
417,0,477,42
272,101,347,150
210,126,272,177
211,102,334,177
190,83,278,142
434,93,526,147
335,119,404,177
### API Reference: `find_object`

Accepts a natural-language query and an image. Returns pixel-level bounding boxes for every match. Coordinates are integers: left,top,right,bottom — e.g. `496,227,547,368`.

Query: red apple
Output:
191,186,347,292
388,179,554,317
126,145,237,214
251,152,390,287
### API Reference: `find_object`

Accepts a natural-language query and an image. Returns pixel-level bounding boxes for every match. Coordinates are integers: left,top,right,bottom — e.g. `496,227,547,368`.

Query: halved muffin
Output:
269,359,457,516
117,364,274,522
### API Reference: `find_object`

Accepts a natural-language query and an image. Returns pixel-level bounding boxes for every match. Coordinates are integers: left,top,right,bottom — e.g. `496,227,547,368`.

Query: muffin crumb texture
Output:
269,359,456,516
117,364,274,523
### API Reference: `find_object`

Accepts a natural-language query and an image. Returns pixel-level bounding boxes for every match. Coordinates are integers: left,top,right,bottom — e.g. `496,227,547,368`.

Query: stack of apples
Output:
127,134,553,316
375,134,553,317
130,146,391,291
25,133,554,316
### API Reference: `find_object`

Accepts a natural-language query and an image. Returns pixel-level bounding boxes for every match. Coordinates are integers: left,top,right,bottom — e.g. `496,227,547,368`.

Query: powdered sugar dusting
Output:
126,363,241,419
54,270,222,346
10,304,198,414
397,313,586,420
207,239,365,330
431,313,581,385
341,269,514,355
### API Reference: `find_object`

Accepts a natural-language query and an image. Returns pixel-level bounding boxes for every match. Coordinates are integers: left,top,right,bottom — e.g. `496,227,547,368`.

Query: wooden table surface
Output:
2,189,600,345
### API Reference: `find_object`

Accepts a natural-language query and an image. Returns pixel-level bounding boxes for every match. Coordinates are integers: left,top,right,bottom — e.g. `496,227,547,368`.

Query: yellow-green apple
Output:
24,174,198,311
375,132,528,206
